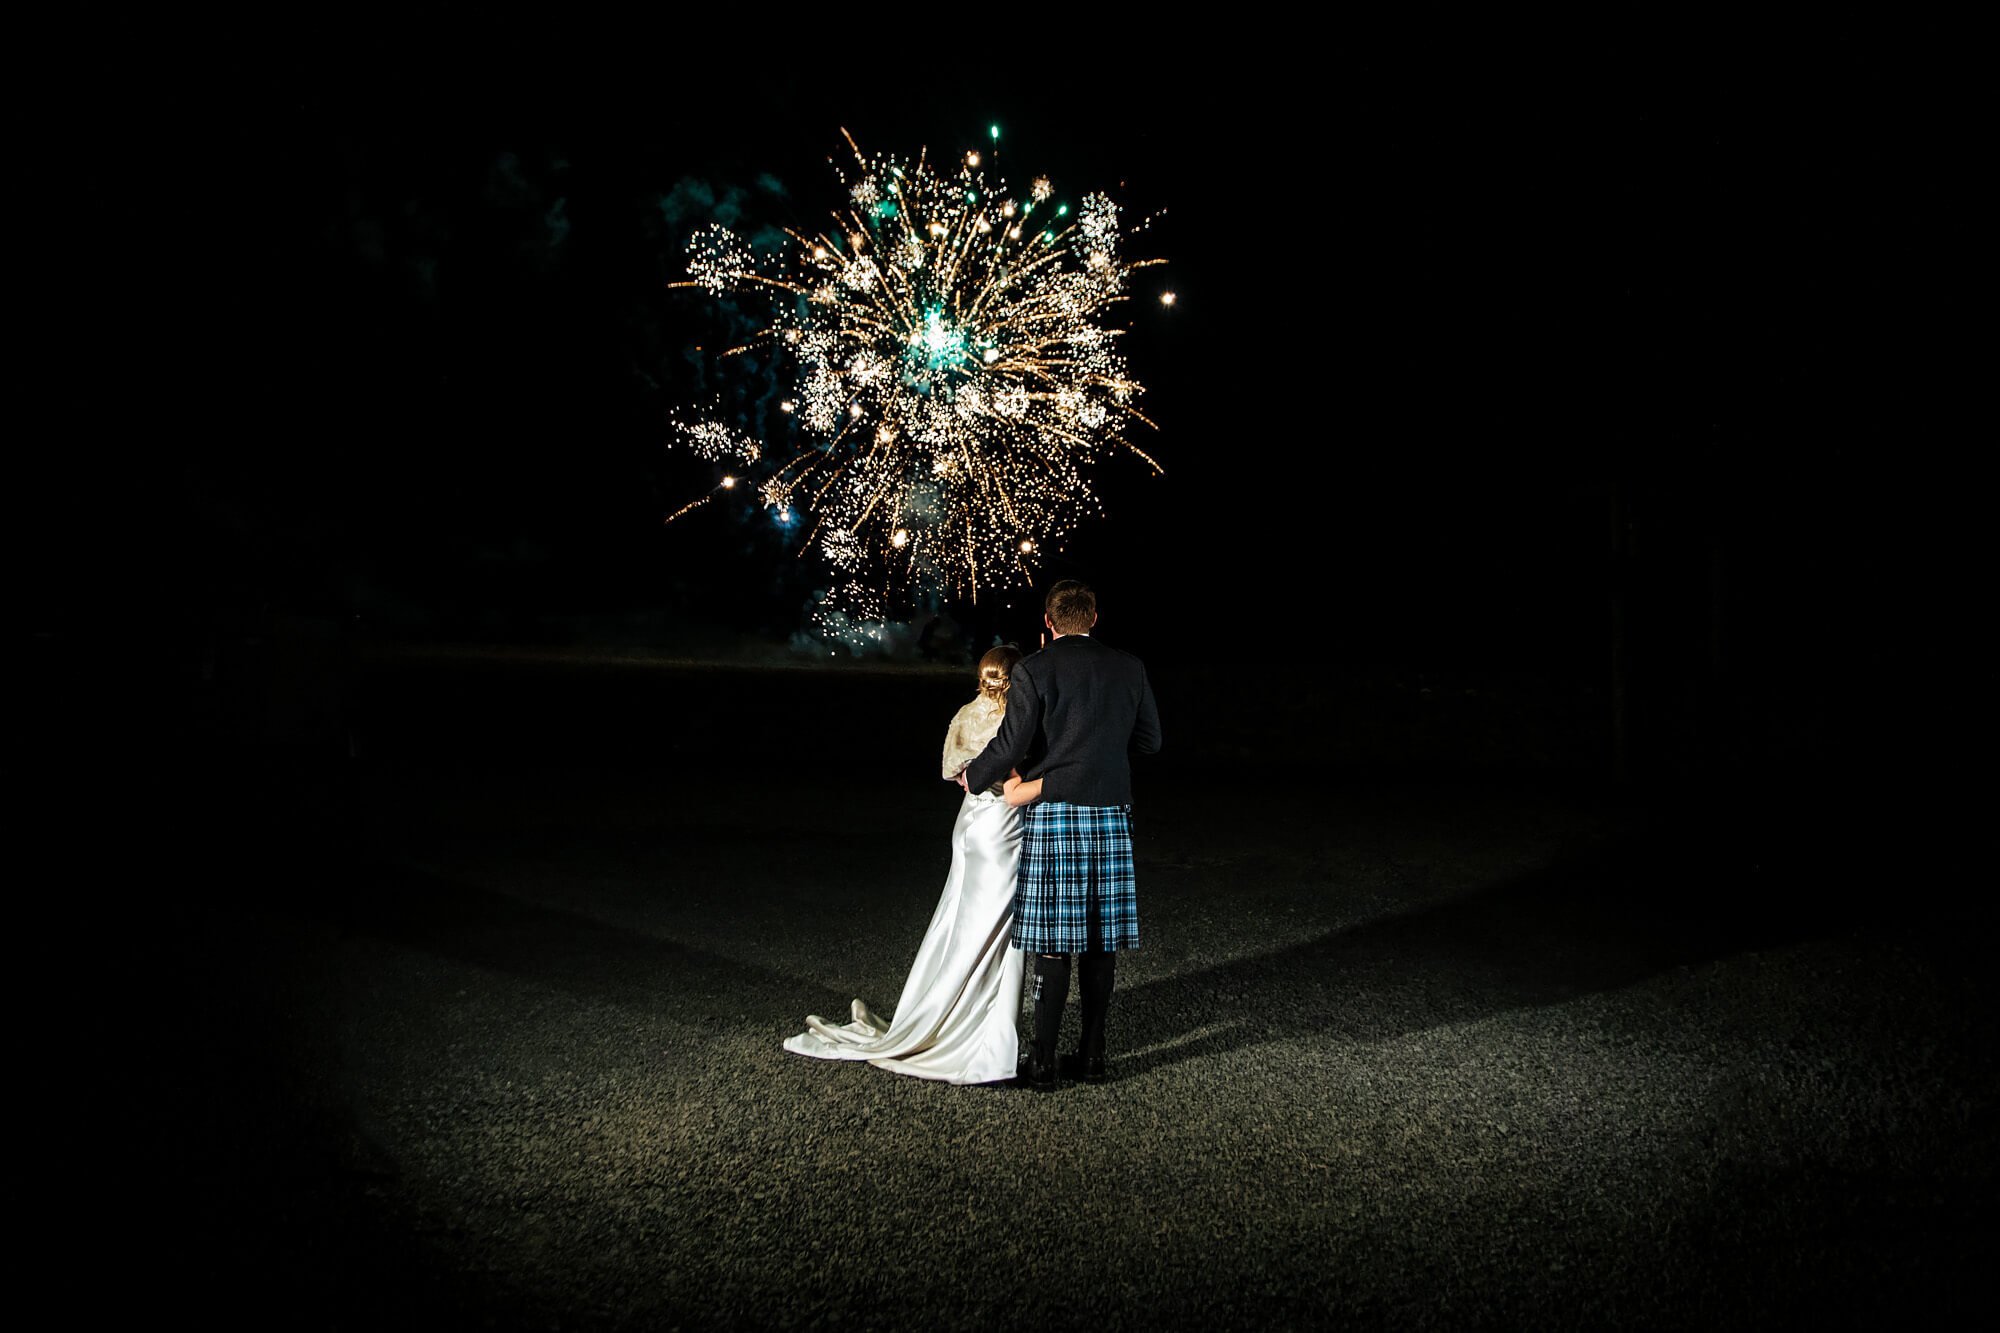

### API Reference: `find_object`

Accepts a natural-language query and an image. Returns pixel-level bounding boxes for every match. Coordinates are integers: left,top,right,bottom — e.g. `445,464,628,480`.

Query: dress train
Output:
783,790,1023,1085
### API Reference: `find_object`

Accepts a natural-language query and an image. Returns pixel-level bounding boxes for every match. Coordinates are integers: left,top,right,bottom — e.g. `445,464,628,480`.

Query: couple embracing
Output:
784,579,1162,1090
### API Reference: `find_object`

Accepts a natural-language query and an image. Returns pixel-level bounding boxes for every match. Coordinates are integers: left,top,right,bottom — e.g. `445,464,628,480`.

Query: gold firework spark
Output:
670,129,1166,603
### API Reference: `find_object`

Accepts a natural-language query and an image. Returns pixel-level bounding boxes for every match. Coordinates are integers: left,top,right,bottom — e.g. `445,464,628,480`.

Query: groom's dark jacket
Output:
965,634,1162,806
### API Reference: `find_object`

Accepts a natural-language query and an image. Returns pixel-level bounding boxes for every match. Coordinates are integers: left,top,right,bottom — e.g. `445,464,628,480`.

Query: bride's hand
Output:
1002,773,1022,798
1003,774,1042,807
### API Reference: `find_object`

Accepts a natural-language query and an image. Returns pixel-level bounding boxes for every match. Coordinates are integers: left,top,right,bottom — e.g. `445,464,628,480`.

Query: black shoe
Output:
1060,1053,1109,1084
1016,1050,1059,1092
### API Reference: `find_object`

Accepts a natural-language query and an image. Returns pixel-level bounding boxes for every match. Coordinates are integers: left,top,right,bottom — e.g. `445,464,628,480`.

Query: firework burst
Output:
669,129,1166,604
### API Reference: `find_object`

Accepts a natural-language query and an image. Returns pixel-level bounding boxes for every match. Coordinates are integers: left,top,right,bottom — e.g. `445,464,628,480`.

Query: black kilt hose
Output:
1014,802,1139,953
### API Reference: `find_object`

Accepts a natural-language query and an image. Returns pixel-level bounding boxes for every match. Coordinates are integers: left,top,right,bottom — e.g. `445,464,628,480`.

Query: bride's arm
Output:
1002,772,1043,807
941,703,983,782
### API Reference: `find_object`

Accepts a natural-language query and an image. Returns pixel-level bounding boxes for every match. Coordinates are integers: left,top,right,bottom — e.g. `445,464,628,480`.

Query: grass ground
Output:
110,654,1993,1328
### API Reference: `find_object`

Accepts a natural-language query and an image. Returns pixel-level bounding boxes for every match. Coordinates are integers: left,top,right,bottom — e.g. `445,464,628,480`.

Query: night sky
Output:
31,25,1992,1329
41,22,1978,783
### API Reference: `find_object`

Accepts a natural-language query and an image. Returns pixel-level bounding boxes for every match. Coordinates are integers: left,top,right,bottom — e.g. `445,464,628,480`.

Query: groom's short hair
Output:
1044,579,1097,634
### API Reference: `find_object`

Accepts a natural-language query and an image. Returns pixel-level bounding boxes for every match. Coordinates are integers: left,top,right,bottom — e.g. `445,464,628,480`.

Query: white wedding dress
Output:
782,696,1024,1084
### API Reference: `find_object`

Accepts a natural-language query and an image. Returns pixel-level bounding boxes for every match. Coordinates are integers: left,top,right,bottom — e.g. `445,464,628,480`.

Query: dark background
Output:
32,21,1979,798
26,21,1990,1329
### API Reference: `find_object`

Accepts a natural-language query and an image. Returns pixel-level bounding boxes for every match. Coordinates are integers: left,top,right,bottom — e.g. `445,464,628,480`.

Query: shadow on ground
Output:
1120,821,1835,1075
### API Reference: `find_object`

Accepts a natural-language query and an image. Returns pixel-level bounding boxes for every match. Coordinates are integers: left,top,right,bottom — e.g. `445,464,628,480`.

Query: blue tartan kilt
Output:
1014,801,1139,953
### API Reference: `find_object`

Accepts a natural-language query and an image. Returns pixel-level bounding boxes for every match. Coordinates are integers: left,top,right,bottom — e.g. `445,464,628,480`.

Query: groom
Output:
962,579,1162,1089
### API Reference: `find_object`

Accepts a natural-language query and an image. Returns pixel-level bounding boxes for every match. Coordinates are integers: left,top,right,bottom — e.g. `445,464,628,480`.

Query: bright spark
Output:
669,130,1167,606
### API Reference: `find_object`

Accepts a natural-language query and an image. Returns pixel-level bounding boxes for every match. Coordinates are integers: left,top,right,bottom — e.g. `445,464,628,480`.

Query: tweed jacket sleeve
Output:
963,658,1042,795
1133,668,1162,756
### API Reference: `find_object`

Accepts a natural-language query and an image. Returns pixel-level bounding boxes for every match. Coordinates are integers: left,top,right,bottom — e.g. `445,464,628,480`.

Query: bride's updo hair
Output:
977,644,1022,707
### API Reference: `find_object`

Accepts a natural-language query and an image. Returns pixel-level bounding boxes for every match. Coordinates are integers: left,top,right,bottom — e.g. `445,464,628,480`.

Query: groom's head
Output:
1044,579,1098,636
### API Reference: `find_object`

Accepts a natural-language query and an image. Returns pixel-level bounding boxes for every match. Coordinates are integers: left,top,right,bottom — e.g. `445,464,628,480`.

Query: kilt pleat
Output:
1014,802,1139,952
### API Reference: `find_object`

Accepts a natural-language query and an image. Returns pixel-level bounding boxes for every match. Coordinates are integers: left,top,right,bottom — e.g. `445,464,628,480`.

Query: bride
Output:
783,645,1033,1084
